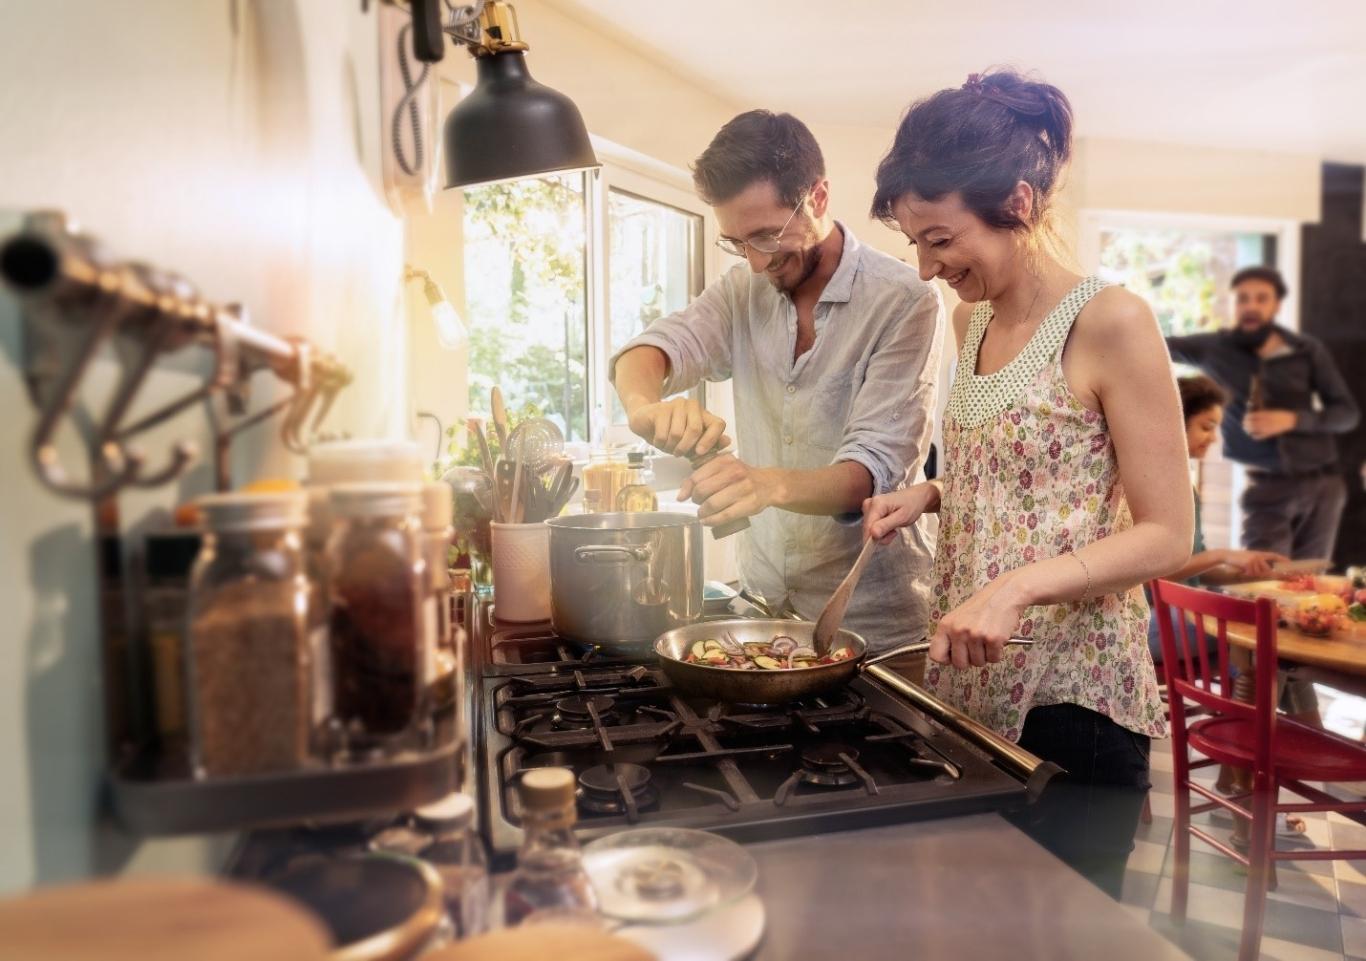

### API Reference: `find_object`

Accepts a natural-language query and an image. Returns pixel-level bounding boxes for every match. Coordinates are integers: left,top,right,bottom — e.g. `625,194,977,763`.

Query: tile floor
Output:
1125,687,1366,960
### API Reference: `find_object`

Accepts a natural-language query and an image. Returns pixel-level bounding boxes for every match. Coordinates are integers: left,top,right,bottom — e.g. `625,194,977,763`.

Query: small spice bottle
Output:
503,767,599,927
414,793,490,939
326,483,427,749
186,491,312,778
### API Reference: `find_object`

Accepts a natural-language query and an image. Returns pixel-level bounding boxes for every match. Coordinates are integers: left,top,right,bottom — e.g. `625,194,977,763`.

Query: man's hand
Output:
1243,409,1297,440
627,397,729,458
679,453,770,528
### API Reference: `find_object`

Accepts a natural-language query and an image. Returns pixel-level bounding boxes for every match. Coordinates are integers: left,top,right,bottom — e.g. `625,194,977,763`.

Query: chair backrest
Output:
1149,579,1279,767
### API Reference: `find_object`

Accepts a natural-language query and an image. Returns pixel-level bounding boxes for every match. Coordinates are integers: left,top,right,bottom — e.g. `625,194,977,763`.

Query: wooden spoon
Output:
472,420,500,520
510,451,526,524
490,385,510,450
813,536,878,656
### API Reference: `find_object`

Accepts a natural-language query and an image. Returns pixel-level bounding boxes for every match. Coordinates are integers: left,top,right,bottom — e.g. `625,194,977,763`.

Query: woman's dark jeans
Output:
1006,703,1152,900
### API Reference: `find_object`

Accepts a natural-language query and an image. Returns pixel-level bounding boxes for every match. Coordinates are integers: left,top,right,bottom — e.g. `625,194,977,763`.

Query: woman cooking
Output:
862,69,1193,898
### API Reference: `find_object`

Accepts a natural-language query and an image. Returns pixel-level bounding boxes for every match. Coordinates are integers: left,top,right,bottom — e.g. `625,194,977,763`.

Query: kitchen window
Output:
462,171,591,441
1079,210,1301,549
461,150,711,447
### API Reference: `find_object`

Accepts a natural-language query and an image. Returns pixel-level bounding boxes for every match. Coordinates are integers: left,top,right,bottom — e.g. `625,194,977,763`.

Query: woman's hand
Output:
929,573,1032,669
862,482,938,544
1217,549,1290,579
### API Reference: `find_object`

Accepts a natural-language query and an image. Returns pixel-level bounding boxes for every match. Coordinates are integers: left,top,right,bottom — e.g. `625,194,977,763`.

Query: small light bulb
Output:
431,301,468,350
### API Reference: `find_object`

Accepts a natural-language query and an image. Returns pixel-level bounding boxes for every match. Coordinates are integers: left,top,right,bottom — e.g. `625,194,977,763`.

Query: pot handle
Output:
574,544,652,563
862,636,1034,668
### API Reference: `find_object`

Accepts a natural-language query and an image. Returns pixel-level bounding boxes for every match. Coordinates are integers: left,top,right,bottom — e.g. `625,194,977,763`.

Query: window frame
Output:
585,138,721,448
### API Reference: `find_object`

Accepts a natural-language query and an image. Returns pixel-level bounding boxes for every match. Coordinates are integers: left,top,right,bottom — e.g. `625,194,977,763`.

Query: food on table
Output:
1290,594,1347,637
680,633,854,670
1349,603,1366,624
1280,573,1318,592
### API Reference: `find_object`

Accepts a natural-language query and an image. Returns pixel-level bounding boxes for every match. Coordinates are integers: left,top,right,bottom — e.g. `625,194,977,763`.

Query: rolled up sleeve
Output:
834,284,945,497
609,269,737,396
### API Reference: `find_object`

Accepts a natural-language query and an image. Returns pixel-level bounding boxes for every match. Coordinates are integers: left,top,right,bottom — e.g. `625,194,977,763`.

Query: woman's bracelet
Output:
1073,551,1092,601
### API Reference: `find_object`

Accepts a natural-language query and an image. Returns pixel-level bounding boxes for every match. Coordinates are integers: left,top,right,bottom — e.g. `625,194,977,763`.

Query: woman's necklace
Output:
1006,281,1044,329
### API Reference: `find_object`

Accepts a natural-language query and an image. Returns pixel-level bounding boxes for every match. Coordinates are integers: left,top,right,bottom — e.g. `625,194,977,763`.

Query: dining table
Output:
1193,582,1366,856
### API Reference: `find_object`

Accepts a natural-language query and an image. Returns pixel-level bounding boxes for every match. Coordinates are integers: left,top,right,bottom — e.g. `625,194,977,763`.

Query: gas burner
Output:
798,743,863,787
716,691,869,735
774,743,879,806
553,695,617,730
578,763,660,822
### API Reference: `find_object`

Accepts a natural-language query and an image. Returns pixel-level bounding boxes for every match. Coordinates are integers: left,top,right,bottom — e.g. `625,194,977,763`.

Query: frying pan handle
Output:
863,636,1035,668
575,544,652,563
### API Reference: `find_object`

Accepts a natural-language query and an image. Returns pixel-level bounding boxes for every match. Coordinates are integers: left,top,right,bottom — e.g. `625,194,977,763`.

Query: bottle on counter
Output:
502,767,599,927
614,452,658,512
186,491,313,778
325,483,428,752
143,528,202,748
414,794,490,940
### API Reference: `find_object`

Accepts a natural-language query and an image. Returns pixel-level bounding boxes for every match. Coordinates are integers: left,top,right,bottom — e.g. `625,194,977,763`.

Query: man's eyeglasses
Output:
715,192,808,258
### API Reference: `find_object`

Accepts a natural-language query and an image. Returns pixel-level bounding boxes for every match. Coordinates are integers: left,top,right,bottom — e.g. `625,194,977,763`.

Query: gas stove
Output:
467,599,1036,867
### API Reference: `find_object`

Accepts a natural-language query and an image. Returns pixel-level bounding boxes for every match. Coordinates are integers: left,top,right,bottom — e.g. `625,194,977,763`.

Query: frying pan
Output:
654,618,1034,704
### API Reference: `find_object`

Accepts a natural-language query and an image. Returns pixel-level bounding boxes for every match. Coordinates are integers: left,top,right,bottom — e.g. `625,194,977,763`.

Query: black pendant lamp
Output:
407,0,599,190
445,49,598,189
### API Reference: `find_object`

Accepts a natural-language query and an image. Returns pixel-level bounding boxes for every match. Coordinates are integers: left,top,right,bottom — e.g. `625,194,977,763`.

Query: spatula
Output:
813,536,878,656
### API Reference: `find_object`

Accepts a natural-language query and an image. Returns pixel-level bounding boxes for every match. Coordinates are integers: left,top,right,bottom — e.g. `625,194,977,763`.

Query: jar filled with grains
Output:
186,491,313,778
326,483,428,750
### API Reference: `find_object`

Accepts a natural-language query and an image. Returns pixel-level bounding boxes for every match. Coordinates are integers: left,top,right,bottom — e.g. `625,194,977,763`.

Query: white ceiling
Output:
546,0,1366,163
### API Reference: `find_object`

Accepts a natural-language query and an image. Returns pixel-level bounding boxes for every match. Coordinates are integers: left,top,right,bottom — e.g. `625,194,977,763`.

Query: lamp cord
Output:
392,20,430,177
391,3,485,179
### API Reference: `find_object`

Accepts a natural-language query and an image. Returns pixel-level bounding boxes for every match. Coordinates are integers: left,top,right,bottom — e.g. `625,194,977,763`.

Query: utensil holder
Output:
491,521,551,623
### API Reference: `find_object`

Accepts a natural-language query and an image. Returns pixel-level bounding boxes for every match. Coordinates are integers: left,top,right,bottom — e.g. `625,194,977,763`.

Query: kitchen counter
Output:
745,813,1190,961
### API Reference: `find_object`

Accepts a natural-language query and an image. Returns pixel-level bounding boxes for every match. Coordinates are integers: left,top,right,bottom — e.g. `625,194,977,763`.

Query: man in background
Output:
610,110,943,651
1167,266,1359,561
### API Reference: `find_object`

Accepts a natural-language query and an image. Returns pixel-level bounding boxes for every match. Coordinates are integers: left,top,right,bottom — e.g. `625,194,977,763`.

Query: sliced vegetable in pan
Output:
682,631,853,670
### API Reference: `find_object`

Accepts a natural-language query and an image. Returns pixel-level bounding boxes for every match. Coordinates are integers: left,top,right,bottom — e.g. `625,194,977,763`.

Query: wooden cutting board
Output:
0,877,332,961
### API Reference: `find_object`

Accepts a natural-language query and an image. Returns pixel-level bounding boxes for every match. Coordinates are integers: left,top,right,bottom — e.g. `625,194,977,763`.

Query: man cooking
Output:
1166,266,1359,561
610,109,944,651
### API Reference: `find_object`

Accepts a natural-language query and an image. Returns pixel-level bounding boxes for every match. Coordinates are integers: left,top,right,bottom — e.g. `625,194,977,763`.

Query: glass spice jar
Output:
326,483,427,750
186,491,312,778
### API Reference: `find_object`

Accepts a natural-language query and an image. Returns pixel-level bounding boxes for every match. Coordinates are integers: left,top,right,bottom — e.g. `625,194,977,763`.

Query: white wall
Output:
0,0,405,890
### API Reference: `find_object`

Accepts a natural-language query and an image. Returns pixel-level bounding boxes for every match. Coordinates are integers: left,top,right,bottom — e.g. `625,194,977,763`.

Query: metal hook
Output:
26,278,139,500
279,339,318,455
96,266,209,490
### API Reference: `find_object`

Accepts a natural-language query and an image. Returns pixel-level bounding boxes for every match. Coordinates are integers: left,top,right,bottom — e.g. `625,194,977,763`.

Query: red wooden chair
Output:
1150,579,1366,961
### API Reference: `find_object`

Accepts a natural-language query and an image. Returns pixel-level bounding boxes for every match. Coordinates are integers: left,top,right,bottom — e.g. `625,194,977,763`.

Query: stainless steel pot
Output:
546,512,703,647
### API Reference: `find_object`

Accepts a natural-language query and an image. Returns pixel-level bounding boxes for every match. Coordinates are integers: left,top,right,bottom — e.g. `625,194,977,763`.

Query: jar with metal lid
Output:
186,491,312,778
414,793,490,939
326,483,427,749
